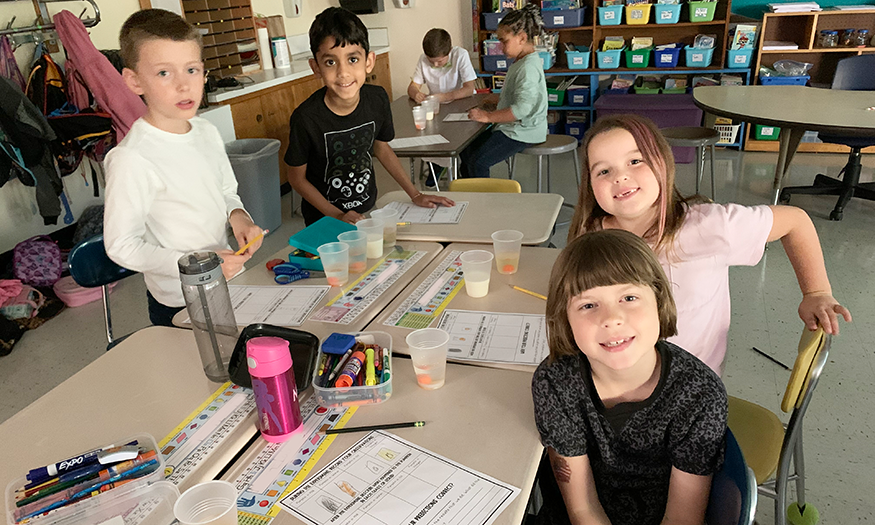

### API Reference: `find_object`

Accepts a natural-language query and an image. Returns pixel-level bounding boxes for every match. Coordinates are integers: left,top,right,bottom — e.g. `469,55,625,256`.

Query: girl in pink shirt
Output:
568,114,851,375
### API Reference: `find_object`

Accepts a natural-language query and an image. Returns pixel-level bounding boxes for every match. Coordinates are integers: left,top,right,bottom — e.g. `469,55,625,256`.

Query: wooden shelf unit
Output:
181,0,259,78
745,9,875,152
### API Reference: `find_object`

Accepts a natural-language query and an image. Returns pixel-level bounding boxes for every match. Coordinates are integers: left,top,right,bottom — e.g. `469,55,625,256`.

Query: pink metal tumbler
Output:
247,336,303,442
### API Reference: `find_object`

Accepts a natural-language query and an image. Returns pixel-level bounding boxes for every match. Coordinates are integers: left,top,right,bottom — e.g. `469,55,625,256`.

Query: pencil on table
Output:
508,284,547,301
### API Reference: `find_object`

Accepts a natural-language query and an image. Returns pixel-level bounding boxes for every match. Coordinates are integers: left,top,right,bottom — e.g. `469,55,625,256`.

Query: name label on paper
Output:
633,55,644,63
695,7,708,16
661,10,673,18
497,60,507,68
604,10,616,19
554,15,565,24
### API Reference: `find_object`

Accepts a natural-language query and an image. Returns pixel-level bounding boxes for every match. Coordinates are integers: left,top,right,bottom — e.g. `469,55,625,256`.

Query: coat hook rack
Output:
0,0,100,46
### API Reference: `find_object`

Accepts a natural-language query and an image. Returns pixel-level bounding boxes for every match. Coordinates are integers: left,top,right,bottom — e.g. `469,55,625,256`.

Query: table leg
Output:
452,156,460,181
409,158,415,184
772,128,805,205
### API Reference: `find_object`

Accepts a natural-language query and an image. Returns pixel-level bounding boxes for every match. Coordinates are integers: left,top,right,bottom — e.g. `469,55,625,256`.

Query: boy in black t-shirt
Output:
286,7,453,225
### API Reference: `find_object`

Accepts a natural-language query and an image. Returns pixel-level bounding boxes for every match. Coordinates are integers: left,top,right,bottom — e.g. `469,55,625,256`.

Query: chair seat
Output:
520,134,578,156
728,396,785,485
816,134,875,149
660,126,721,147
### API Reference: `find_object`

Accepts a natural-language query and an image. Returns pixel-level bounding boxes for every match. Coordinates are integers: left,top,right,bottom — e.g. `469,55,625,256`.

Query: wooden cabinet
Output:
368,53,393,99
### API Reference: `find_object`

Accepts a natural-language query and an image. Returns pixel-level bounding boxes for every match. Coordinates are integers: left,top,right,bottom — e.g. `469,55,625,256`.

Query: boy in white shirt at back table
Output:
104,9,264,327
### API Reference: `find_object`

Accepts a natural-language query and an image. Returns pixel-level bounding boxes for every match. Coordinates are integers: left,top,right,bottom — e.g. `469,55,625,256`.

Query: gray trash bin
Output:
226,139,282,233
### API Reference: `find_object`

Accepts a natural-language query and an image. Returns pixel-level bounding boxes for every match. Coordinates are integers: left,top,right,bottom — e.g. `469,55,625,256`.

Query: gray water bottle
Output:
178,251,239,382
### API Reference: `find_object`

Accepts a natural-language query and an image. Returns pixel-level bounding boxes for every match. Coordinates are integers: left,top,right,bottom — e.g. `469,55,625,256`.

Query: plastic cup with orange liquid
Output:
317,242,349,287
338,230,368,273
491,230,523,275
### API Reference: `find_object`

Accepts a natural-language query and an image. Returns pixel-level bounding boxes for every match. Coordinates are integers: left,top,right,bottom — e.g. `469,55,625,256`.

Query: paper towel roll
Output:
257,27,273,70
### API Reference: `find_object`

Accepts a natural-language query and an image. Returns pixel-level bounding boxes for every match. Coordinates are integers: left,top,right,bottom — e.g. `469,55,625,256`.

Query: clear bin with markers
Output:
312,331,393,407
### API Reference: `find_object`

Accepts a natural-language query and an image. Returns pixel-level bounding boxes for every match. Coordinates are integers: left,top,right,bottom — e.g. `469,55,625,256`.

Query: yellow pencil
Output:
508,284,547,301
397,222,412,226
235,229,267,255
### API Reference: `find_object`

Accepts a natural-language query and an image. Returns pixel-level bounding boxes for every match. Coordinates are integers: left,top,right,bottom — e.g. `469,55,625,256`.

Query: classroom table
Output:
172,241,443,341
367,243,559,372
389,94,491,181
221,358,542,525
0,327,255,517
376,190,564,245
693,85,875,204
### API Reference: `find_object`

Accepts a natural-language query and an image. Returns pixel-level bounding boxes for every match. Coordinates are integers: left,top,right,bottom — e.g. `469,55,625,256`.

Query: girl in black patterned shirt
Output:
532,229,727,525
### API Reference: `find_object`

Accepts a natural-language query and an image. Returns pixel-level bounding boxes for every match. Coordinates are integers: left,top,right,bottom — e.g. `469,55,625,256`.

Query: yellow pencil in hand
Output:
235,229,267,256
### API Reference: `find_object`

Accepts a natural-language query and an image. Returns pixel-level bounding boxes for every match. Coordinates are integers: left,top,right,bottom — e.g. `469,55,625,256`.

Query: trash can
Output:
226,139,282,233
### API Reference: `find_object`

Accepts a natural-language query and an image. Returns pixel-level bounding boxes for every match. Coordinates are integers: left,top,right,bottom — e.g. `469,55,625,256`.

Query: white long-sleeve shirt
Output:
104,117,247,307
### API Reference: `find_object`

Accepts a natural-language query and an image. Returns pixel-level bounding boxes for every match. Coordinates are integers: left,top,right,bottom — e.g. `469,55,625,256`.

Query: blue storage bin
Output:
654,3,681,23
482,54,514,72
565,46,591,69
654,46,681,68
538,51,555,70
597,47,624,69
566,121,588,141
544,7,586,28
548,122,565,134
483,11,507,31
567,88,589,106
760,75,810,86
684,46,715,67
598,5,623,25
727,48,753,68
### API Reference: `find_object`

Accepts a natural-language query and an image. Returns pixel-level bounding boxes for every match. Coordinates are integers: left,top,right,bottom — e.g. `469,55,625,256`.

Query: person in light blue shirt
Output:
461,4,548,178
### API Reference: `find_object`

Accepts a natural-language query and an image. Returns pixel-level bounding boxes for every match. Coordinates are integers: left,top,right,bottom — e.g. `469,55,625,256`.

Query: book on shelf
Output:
762,40,800,50
767,1,821,12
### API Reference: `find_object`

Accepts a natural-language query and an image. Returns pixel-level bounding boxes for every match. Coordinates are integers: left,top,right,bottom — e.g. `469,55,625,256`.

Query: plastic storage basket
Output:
311,331,393,407
598,5,623,25
713,123,741,144
625,3,652,24
655,3,681,23
547,85,567,106
625,47,652,68
543,7,586,28
538,51,555,70
727,48,753,68
688,0,717,22
482,54,513,72
565,46,591,69
654,46,682,68
483,11,507,30
567,88,590,106
760,75,809,85
754,124,780,140
597,47,624,69
566,121,587,141
684,46,715,67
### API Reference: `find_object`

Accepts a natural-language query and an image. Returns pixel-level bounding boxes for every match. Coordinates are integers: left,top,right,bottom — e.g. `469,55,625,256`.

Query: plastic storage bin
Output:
566,121,588,141
759,75,809,86
482,54,514,72
625,3,652,24
727,48,753,68
567,88,590,106
483,11,507,31
226,139,282,233
311,331,393,407
624,47,652,68
655,3,681,23
634,86,661,94
684,46,715,67
482,39,502,55
688,0,717,22
754,124,780,140
543,7,586,28
538,51,555,70
598,5,623,25
654,46,681,68
547,85,567,106
597,47,624,69
565,46,591,69
713,123,741,144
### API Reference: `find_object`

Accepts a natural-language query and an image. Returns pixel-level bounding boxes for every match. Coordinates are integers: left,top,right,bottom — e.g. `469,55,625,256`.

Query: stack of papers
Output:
763,40,800,50
768,2,821,12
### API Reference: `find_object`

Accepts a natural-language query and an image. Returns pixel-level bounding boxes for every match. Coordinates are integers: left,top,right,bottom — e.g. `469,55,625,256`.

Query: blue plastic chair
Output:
706,429,758,525
779,54,875,220
67,235,137,349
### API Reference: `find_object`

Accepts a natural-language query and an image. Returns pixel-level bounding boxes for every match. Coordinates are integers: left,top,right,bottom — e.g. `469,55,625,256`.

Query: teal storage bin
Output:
538,51,555,70
598,5,623,25
565,46,591,69
654,3,681,23
597,47,624,69
727,48,753,68
684,45,715,67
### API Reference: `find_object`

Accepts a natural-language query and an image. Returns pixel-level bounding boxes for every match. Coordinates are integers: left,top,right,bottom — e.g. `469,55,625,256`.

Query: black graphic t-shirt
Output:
285,84,394,225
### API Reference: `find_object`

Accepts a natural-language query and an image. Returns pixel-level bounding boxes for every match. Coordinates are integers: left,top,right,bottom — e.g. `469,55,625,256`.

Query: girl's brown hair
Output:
567,114,698,254
497,4,544,41
546,229,677,362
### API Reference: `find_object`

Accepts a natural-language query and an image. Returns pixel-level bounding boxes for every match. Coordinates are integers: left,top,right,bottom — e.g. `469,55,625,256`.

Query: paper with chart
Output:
443,113,471,122
385,200,468,224
437,310,549,365
388,134,449,149
180,285,329,327
278,431,519,525
383,250,465,329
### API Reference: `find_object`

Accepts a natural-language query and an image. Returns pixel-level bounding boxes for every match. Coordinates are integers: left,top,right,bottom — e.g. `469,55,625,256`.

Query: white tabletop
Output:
376,191,563,245
221,359,542,525
0,327,256,515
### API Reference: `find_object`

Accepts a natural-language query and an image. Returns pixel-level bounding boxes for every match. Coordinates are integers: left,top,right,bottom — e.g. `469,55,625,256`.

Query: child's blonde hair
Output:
120,9,202,71
567,114,699,253
546,229,678,362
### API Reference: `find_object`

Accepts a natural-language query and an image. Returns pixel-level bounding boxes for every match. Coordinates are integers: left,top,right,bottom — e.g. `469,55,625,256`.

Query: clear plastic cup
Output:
317,242,350,287
338,230,368,273
423,98,436,121
460,250,493,298
174,481,237,525
370,207,400,247
412,106,427,130
491,230,524,275
406,328,450,390
356,218,385,258
426,94,441,115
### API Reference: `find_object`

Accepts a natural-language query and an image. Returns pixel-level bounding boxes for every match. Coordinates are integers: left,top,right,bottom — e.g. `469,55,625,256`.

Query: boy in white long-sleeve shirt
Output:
104,9,263,326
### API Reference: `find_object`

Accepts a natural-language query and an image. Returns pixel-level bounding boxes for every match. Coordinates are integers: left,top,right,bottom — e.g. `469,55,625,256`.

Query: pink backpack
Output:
53,275,117,307
13,236,63,287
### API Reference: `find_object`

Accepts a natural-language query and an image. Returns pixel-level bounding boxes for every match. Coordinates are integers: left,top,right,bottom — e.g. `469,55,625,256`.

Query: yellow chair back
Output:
448,178,522,193
781,327,829,413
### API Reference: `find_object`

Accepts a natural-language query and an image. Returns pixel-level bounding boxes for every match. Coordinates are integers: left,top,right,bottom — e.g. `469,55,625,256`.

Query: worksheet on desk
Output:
278,431,519,525
387,134,449,149
443,112,471,122
437,310,549,365
384,200,468,224
180,285,329,327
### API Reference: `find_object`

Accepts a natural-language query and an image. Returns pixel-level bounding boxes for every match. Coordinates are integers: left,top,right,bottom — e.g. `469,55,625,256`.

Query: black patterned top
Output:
532,341,727,525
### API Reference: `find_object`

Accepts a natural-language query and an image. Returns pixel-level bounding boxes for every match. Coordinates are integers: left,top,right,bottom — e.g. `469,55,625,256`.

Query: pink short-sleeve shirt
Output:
660,203,773,375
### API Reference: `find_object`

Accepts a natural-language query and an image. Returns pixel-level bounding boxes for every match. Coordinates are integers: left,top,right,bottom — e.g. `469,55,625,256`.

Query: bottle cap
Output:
178,251,224,285
247,336,292,378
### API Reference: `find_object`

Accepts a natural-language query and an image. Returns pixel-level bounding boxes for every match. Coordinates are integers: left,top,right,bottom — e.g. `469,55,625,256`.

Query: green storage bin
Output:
634,87,661,94
624,47,652,68
688,0,717,22
547,86,567,106
754,124,780,141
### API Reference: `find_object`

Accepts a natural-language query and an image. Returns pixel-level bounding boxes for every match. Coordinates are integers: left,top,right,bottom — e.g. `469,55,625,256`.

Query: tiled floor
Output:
1,146,873,523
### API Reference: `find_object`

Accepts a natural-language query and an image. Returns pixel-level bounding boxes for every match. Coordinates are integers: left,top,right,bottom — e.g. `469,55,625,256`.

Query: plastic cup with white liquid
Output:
412,106,427,130
406,328,450,390
491,230,524,275
338,230,368,273
460,250,494,298
425,95,441,115
174,481,237,525
356,218,385,258
422,98,436,121
370,207,400,247
317,242,349,287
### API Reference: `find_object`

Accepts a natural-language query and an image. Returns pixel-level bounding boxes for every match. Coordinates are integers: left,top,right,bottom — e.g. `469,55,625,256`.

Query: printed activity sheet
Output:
437,310,549,365
180,285,328,327
278,431,519,525
384,200,468,224
388,134,449,149
443,113,471,122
